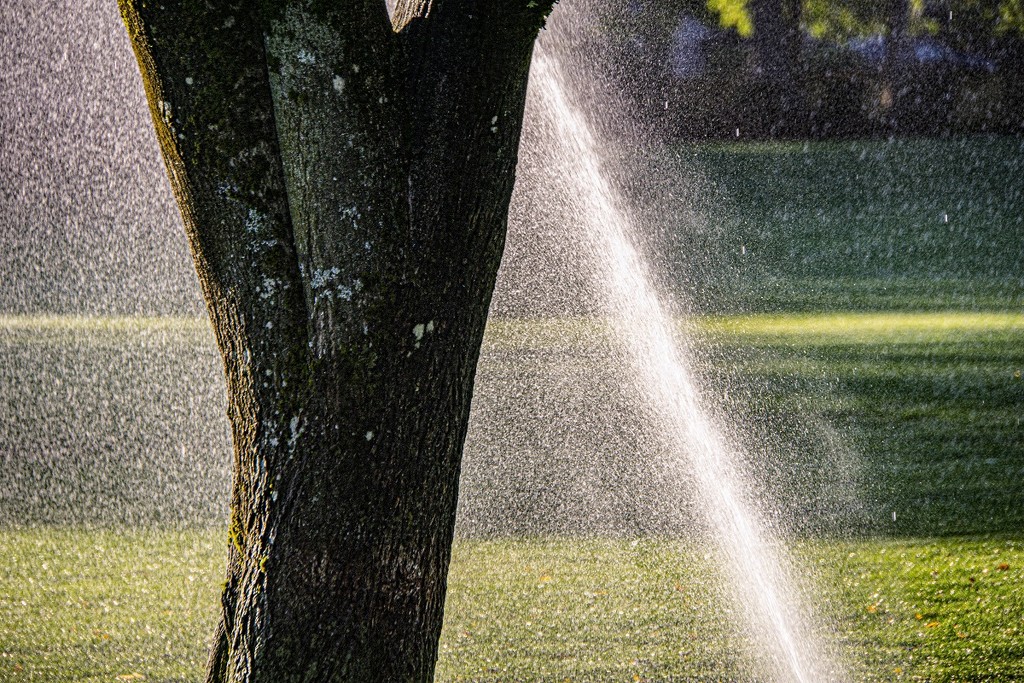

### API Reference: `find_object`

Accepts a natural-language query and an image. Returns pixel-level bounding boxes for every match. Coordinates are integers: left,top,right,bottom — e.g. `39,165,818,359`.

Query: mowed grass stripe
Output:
1,528,1022,681
0,316,210,334
481,311,1024,349
3,311,1020,347
698,311,1024,342
0,315,214,348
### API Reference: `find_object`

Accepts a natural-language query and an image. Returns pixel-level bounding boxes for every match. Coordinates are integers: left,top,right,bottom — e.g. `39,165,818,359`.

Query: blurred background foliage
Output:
596,0,1024,139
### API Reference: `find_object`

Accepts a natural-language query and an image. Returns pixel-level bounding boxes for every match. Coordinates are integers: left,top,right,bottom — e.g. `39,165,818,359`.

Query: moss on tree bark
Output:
119,1,555,680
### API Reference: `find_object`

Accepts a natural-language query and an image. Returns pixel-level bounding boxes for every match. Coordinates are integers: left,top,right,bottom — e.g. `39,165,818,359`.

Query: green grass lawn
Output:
653,137,1024,313
479,311,1024,537
2,137,1022,680
2,528,1022,682
1,310,1021,680
4,311,1020,536
694,312,1024,537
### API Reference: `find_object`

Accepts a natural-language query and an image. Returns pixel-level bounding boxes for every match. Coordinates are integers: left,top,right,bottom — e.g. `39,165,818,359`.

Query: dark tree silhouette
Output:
750,0,805,136
119,1,555,680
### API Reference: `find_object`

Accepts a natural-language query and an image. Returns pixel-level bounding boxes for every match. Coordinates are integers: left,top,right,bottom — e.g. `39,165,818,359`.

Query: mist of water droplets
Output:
524,32,843,677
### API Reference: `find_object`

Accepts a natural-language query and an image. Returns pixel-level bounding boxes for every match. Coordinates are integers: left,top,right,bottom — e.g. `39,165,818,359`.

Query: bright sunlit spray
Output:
527,34,845,683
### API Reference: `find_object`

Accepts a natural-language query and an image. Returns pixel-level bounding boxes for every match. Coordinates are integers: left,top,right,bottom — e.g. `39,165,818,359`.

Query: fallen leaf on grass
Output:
997,563,1010,571
925,621,940,628
116,675,145,681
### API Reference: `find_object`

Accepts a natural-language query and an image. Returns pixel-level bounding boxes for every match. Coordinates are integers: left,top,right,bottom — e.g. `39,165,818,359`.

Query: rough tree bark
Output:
119,1,555,680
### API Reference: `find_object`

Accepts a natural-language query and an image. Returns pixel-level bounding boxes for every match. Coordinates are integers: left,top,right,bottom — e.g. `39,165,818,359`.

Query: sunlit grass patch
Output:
482,311,1024,349
0,315,208,334
2,529,1023,681
812,537,1024,682
0,527,222,682
438,538,750,682
697,311,1024,344
0,315,212,348
3,309,1019,351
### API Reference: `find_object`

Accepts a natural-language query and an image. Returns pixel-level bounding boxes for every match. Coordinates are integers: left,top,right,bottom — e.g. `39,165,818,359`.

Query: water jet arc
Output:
528,47,839,683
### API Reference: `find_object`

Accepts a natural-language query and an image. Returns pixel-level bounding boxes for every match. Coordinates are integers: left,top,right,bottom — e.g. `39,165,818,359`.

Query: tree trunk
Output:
883,0,911,131
118,1,553,680
750,0,805,137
